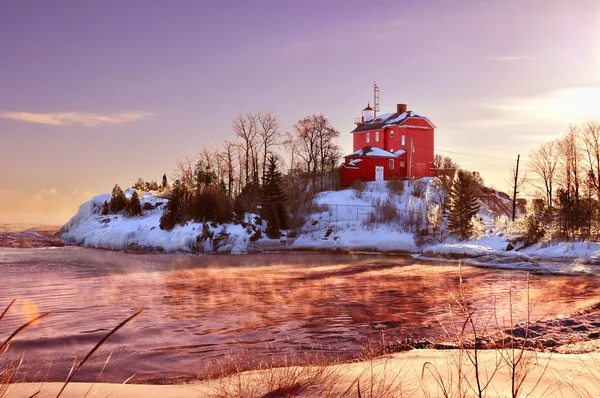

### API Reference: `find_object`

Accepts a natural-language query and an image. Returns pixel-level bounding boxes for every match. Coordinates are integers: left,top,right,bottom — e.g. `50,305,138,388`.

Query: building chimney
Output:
397,104,407,114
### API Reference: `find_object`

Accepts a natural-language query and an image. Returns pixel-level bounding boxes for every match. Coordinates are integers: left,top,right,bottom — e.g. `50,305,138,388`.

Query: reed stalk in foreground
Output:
56,308,144,398
1,299,52,398
1,299,143,398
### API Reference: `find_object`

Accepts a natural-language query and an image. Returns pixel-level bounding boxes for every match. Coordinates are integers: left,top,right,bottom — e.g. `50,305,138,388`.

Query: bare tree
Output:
292,116,319,178
580,120,600,200
173,156,195,193
507,158,527,221
528,141,559,210
558,125,583,201
219,140,237,198
292,114,340,191
257,111,281,182
433,154,459,171
232,113,259,186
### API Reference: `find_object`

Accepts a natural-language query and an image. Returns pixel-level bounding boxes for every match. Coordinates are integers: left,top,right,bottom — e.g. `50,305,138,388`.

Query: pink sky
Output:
1,0,599,225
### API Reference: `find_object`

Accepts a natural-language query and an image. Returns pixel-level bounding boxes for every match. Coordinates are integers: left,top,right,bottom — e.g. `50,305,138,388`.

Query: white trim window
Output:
366,132,370,143
401,135,405,146
390,130,394,137
375,131,379,142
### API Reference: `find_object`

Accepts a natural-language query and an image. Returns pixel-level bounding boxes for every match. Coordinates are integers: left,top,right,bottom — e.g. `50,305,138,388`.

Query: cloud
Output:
0,111,154,127
485,55,529,62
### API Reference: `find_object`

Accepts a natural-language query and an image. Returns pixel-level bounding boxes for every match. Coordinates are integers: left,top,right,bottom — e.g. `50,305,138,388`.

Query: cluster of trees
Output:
132,174,169,192
166,111,341,231
159,160,232,230
102,185,142,217
159,154,290,238
527,121,600,239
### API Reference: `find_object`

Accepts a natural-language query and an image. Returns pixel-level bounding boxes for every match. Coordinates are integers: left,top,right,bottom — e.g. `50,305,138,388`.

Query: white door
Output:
375,166,384,181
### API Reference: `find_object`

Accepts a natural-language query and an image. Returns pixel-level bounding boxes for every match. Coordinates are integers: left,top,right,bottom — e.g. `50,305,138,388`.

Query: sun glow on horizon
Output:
486,87,600,126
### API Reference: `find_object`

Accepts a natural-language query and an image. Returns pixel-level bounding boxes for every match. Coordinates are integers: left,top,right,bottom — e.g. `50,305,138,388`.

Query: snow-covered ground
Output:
59,190,280,254
57,182,600,275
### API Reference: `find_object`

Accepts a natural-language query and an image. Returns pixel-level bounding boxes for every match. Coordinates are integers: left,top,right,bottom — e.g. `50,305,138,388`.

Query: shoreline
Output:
7,349,600,397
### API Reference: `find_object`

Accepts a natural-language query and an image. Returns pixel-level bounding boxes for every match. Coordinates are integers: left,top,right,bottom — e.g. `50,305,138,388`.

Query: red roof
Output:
363,104,374,111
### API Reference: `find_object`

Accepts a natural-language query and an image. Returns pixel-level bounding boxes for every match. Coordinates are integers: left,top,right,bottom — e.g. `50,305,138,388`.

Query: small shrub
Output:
387,178,405,195
213,226,230,248
250,229,263,241
409,179,427,198
351,180,365,198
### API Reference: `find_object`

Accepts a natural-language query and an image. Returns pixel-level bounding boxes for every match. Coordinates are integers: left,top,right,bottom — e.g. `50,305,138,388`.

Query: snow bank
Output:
57,194,110,237
292,223,418,253
423,243,532,261
59,192,269,253
521,241,600,261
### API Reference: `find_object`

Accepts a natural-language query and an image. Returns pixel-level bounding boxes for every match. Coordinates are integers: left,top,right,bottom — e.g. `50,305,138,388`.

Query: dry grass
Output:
206,359,342,398
419,268,557,398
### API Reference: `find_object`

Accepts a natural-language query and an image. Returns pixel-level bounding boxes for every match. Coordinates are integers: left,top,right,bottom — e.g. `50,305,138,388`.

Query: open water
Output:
1,247,599,384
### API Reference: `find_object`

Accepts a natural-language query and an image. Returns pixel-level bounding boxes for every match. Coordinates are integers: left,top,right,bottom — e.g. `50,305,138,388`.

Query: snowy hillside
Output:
58,180,529,260
291,179,515,257
59,190,270,254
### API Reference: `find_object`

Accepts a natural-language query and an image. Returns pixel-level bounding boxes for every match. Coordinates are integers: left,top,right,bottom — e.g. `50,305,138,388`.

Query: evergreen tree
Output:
101,200,109,215
275,201,289,230
265,203,281,238
445,170,481,240
160,180,185,230
109,184,127,214
260,156,289,232
161,174,169,190
193,187,232,223
232,196,246,224
126,191,143,217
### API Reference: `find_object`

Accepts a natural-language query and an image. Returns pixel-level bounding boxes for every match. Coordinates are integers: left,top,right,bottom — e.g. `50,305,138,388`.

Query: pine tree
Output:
126,191,142,217
109,184,127,214
232,196,246,224
260,156,289,233
101,200,109,215
160,180,185,230
161,174,169,190
265,203,281,238
445,170,481,240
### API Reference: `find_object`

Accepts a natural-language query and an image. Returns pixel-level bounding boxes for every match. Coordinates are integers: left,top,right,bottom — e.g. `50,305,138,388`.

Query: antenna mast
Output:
373,82,380,117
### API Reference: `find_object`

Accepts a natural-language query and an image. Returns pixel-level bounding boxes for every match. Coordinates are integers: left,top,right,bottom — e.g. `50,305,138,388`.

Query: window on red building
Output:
389,159,394,170
366,132,370,143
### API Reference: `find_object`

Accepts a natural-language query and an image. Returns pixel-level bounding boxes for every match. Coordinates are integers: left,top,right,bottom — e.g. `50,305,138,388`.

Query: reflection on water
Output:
0,247,599,384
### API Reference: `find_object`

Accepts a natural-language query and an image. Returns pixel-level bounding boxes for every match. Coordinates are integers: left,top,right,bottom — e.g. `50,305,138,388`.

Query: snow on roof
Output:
345,146,398,158
348,158,363,166
351,110,434,133
393,149,406,157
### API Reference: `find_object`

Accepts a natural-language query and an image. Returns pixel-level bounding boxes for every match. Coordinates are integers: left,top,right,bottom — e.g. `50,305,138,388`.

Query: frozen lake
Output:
1,247,599,384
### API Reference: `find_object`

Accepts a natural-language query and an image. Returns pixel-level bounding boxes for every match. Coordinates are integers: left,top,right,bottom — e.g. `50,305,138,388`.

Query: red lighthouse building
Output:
340,98,436,187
